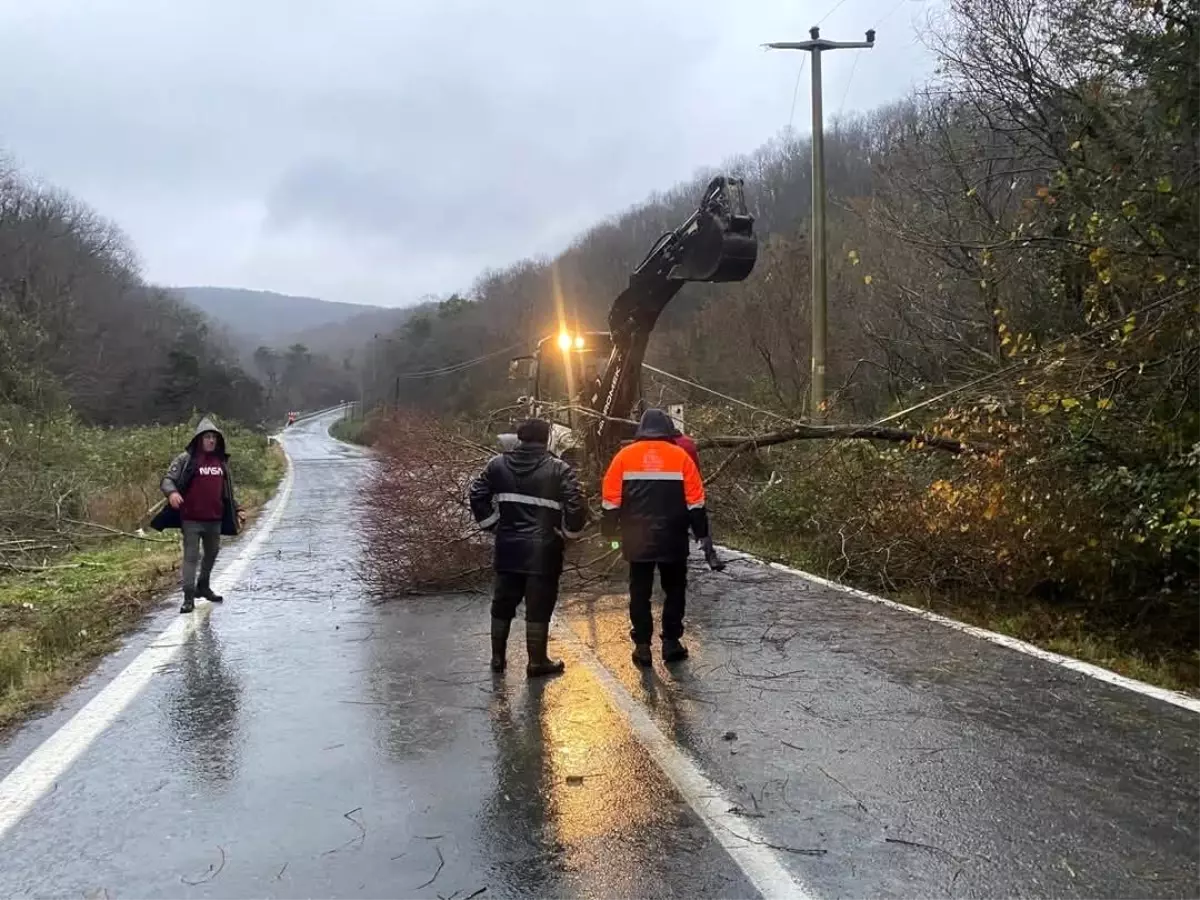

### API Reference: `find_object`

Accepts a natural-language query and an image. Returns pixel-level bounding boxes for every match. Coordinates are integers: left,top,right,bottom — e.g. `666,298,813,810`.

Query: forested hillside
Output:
358,0,1199,686
0,160,262,426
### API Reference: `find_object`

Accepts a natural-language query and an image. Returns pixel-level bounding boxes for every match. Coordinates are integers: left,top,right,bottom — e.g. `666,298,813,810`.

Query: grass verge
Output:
328,412,377,446
723,531,1199,697
0,436,286,734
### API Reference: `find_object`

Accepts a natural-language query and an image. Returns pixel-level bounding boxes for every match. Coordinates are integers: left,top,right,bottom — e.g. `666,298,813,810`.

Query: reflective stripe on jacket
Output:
601,438,709,562
469,443,588,575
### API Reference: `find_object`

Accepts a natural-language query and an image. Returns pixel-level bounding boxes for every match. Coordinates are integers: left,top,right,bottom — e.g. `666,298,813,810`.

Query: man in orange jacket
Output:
601,409,709,667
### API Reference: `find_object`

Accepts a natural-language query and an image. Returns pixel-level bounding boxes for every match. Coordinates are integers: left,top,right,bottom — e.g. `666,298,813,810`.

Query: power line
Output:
816,0,851,26
786,55,808,134
835,53,861,121
393,340,527,380
641,286,1195,434
641,363,795,423
876,0,916,29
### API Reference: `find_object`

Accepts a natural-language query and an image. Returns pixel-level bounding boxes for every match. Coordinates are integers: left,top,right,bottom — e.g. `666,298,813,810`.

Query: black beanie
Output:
516,418,551,445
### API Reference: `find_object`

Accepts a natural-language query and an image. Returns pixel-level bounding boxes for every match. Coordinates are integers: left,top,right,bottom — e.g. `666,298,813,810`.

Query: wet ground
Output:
0,410,1196,899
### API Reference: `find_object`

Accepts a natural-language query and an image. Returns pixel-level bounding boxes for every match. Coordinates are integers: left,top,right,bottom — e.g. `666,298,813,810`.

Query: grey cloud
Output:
0,0,941,305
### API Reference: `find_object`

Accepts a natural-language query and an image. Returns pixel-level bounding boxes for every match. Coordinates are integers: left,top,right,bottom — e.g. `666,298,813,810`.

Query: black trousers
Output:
492,571,561,624
628,560,688,644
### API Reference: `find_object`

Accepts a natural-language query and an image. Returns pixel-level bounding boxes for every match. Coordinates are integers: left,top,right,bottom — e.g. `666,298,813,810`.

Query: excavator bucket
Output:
667,176,758,283
668,214,757,282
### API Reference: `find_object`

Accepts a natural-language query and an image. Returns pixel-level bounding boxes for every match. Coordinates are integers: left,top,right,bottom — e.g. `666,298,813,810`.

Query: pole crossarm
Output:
764,39,874,50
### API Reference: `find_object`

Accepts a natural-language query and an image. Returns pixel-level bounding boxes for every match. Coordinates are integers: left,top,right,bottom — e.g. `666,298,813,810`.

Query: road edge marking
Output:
552,621,817,900
0,443,297,841
713,544,1200,714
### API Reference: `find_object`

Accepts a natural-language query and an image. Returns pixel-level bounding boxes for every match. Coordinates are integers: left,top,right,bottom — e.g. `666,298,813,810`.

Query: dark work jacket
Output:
469,442,588,575
149,415,241,537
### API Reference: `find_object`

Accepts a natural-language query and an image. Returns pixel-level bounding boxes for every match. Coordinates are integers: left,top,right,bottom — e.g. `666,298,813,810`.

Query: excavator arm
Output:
586,175,757,456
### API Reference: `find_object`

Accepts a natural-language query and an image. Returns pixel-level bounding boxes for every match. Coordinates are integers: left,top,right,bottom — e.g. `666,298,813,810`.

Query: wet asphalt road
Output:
0,410,1197,899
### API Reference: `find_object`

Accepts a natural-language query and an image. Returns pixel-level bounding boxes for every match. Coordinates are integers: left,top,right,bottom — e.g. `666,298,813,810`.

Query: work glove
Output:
700,536,726,572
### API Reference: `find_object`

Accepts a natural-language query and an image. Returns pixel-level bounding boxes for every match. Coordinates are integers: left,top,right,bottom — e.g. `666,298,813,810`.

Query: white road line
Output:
552,622,816,900
0,444,296,841
714,544,1200,715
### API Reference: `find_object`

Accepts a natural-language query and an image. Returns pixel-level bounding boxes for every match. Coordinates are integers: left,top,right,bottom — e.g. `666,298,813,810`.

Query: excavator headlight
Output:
574,335,586,349
557,331,572,351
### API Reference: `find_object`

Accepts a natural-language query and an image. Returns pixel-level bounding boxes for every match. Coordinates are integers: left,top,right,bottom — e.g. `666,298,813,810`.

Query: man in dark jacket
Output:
601,408,709,667
150,415,244,613
469,418,588,676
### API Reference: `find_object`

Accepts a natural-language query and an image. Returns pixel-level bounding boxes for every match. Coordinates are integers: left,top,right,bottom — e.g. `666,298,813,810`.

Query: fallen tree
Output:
358,409,619,597
693,422,968,487
358,412,493,596
696,424,965,454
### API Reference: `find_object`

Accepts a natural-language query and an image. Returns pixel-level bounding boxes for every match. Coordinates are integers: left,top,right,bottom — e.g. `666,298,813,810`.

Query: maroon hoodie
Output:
181,452,227,522
674,434,701,470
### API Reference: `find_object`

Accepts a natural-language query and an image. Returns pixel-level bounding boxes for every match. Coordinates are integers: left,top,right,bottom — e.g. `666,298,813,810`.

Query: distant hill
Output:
174,286,416,362
175,287,382,343
287,306,418,364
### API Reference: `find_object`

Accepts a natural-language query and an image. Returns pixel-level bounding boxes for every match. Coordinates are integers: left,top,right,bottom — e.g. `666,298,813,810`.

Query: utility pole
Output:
766,26,874,420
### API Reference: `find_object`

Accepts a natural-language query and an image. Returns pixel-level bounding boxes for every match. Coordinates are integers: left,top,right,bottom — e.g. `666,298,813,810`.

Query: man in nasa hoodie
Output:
151,415,245,613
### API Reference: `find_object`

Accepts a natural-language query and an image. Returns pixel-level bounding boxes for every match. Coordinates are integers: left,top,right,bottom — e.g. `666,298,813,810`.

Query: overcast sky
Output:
0,0,941,308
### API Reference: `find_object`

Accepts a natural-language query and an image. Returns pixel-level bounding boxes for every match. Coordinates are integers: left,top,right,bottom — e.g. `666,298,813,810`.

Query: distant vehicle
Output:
286,411,297,427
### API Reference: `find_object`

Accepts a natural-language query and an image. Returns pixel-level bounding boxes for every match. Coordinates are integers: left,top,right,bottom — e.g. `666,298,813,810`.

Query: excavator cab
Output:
503,331,616,461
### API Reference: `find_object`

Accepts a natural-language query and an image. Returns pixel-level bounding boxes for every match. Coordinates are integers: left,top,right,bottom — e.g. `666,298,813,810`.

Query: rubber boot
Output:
662,638,689,662
631,643,652,668
180,589,195,614
490,617,511,673
196,575,223,603
525,622,565,677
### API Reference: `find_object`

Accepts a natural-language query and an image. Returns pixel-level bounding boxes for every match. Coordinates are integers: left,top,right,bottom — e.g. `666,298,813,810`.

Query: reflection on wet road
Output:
0,410,1195,899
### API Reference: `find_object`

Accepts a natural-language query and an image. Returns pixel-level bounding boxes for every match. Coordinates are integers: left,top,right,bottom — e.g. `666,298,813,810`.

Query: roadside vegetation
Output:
0,417,284,730
352,0,1199,693
328,407,380,447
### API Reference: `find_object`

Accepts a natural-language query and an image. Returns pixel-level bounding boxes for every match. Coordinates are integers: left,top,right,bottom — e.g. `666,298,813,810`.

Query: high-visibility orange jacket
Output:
601,410,709,562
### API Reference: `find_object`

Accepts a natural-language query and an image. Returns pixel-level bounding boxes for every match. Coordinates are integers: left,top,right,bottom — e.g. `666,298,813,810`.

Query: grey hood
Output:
187,415,229,458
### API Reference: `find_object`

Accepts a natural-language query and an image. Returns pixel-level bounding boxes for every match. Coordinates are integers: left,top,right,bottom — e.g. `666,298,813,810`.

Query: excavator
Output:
503,175,758,477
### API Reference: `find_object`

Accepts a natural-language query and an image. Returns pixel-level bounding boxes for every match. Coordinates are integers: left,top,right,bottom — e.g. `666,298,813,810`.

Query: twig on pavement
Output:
322,807,367,856
416,846,446,890
814,765,869,814
180,845,226,885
